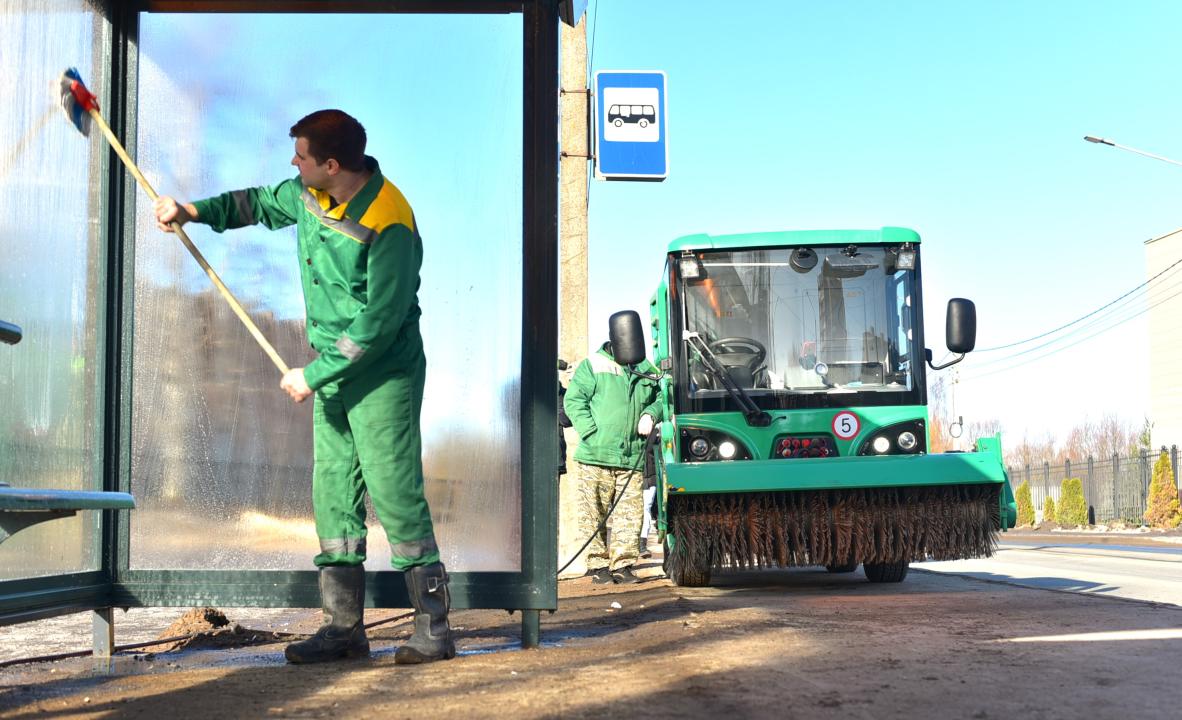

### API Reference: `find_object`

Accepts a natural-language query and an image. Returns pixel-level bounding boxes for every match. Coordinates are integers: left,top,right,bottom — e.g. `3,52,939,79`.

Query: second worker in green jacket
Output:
564,341,663,584
153,109,453,665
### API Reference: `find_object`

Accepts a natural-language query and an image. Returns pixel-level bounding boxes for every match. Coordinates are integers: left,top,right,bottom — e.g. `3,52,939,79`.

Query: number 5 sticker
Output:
832,411,860,440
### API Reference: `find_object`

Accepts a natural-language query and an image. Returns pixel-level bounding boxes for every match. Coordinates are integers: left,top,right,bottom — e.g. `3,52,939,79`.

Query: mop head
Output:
666,483,1002,576
59,67,98,137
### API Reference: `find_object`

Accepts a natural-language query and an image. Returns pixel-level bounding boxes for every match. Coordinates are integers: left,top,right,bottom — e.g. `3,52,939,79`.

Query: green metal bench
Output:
0,484,136,545
0,320,135,544
1,318,140,665
0,483,136,664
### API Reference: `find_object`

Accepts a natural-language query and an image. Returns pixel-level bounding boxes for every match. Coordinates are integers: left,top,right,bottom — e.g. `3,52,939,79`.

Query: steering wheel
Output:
708,337,767,368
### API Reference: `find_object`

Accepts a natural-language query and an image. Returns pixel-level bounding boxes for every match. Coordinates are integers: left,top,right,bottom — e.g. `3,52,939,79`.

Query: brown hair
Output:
289,110,367,172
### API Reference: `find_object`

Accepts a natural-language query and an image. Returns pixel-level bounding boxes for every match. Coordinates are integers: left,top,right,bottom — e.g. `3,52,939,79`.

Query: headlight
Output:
681,429,751,461
856,420,926,456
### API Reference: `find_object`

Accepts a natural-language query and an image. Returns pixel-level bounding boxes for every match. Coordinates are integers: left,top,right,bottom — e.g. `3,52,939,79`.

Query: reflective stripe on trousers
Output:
311,355,440,570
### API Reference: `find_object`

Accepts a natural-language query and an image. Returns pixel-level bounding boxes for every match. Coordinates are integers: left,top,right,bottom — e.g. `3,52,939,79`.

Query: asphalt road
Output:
921,536,1182,607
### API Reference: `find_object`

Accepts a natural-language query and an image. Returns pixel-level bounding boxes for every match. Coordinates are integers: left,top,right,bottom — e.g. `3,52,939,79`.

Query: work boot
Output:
394,562,456,664
589,567,614,584
612,566,640,584
639,536,653,560
285,565,369,664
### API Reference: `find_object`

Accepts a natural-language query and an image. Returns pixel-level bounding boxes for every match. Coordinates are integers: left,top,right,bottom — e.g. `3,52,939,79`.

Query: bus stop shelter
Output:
0,0,561,652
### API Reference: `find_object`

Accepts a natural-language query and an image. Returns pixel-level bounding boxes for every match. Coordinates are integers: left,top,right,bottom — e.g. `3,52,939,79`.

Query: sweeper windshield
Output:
679,244,921,410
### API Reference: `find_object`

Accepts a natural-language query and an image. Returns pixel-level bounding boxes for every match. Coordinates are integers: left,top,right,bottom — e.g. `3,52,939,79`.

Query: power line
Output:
969,264,1182,369
960,281,1182,382
584,1,601,204
977,252,1182,352
965,274,1182,375
588,0,600,76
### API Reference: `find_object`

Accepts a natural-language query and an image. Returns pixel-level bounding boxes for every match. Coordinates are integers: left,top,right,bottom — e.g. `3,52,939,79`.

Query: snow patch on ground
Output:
1043,525,1182,543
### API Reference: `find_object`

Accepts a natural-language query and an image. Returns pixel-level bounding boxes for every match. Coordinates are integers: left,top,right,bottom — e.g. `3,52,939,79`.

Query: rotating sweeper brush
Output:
664,484,1002,585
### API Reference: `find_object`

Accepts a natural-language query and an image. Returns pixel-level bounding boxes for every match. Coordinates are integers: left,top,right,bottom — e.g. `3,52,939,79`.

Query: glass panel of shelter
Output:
129,12,524,573
0,2,108,581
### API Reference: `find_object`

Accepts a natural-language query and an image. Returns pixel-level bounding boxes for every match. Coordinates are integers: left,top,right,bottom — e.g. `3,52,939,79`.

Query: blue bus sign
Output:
594,70,668,181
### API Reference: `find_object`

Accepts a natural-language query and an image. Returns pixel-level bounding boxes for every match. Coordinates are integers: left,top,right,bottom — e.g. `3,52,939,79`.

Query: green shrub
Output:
1015,481,1035,526
1042,495,1056,525
1143,450,1182,529
1056,478,1088,527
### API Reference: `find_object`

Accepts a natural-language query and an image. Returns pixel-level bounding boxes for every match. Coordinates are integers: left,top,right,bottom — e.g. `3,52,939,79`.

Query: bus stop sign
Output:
594,70,667,181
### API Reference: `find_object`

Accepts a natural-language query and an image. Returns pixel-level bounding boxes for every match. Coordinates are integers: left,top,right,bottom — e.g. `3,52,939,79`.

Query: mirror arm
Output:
623,365,662,381
926,352,965,371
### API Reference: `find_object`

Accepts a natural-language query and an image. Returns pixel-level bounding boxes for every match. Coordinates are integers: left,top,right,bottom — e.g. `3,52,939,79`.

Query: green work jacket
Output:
564,345,664,470
192,156,423,390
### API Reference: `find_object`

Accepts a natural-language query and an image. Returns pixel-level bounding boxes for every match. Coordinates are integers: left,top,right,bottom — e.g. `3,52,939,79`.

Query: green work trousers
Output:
311,356,440,571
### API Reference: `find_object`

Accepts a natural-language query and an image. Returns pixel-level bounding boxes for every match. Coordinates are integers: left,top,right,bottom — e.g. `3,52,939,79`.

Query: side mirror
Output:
0,319,22,346
608,310,647,366
945,298,976,354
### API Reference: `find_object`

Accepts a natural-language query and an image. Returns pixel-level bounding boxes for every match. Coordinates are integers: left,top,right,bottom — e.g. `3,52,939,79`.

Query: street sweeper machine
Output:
610,227,1016,587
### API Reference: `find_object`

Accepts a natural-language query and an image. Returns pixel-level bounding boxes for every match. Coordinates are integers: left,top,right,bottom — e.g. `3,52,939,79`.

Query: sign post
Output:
593,70,668,181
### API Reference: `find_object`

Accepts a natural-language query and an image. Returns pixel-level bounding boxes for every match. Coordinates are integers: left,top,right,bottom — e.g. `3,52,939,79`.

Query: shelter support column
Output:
92,608,114,671
521,609,541,648
558,12,589,578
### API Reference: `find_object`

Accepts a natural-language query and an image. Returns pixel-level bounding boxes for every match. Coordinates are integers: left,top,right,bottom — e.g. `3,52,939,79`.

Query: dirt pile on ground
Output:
151,607,293,653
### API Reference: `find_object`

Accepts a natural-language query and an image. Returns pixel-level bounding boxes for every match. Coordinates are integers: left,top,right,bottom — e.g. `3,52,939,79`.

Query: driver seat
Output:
726,365,756,389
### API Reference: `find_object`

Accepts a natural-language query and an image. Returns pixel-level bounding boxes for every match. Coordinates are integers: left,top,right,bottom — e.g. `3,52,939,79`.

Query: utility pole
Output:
557,14,589,576
950,369,963,452
559,16,589,367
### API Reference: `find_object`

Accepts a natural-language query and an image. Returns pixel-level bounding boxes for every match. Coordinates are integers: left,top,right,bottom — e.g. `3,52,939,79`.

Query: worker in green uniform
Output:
153,109,454,665
564,340,663,584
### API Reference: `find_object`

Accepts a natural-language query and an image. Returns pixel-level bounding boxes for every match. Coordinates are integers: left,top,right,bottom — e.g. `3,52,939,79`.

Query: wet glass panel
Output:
130,13,523,571
0,2,107,580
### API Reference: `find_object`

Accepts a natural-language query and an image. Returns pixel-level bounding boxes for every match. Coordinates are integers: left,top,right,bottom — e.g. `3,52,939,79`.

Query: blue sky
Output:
584,0,1182,444
128,4,1182,449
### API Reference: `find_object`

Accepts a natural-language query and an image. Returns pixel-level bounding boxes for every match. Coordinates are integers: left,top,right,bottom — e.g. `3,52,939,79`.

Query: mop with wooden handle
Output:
59,67,291,375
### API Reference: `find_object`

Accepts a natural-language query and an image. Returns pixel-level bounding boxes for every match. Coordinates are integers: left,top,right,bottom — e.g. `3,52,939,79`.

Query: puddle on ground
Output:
0,629,585,688
538,627,612,642
455,640,562,656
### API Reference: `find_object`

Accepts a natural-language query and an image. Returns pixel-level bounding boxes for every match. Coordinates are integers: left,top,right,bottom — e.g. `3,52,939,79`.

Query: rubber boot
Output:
285,565,369,664
394,562,456,664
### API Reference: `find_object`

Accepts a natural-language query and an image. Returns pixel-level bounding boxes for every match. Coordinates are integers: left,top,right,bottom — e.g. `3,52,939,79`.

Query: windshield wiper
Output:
684,332,771,427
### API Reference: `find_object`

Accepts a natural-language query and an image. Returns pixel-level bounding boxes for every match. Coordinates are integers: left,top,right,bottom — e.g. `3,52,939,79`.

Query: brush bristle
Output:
59,67,91,136
666,484,1002,577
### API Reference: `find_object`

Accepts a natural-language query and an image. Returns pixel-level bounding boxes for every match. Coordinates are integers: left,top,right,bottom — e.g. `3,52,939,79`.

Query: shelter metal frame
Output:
0,0,559,650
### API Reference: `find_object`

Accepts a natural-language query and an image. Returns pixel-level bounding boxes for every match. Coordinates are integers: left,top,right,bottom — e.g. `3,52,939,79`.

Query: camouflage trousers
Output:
576,461,644,572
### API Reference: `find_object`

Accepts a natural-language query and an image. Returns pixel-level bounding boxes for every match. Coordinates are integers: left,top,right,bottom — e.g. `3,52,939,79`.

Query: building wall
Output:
1146,229,1182,450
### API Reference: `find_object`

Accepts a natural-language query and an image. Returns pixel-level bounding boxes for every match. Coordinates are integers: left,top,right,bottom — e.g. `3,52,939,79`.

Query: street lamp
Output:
1083,135,1182,167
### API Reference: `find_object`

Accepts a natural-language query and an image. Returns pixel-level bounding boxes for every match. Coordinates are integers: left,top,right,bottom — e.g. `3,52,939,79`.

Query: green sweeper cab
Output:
610,227,1017,587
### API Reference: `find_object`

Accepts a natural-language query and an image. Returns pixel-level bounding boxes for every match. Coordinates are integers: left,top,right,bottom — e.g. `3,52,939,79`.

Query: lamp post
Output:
1085,135,1182,458
1083,135,1182,167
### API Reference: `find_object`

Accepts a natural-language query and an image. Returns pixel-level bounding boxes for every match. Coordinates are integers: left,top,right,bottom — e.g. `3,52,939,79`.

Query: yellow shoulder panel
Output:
360,179,415,234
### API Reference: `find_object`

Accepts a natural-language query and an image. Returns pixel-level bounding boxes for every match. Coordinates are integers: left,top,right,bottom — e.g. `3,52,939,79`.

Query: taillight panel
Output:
772,435,838,459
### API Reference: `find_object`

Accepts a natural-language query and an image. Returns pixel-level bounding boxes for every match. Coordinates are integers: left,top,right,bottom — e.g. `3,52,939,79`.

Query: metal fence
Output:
1006,445,1180,525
